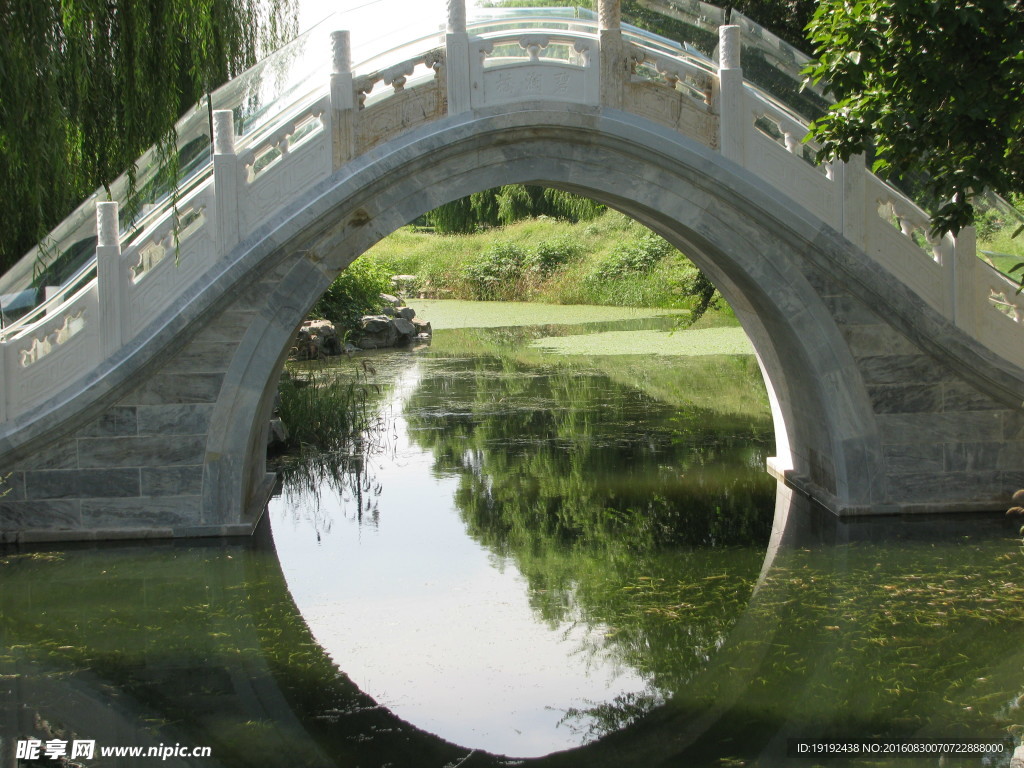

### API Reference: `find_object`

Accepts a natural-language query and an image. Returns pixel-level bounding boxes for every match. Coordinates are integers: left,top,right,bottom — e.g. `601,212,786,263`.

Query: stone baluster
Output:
213,109,240,252
96,200,125,357
840,153,866,249
446,0,471,114
331,30,357,168
717,25,744,164
598,0,625,109
952,224,977,334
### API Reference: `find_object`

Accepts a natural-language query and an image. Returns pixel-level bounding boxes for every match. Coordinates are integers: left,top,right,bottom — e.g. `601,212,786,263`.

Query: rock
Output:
391,275,418,294
291,318,341,360
381,305,397,317
380,293,405,307
357,321,399,349
397,306,416,320
267,417,289,451
412,317,432,336
361,314,392,333
392,317,416,338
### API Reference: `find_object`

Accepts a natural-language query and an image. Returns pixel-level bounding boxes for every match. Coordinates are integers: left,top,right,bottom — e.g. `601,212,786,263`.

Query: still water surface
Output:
270,303,774,757
2,301,1023,767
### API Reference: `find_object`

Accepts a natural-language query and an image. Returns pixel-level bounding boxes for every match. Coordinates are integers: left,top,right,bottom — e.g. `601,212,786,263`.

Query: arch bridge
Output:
2,0,1023,542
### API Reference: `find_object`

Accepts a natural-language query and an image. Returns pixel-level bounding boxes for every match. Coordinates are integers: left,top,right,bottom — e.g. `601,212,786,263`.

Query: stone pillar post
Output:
841,153,867,249
717,25,745,164
212,110,240,252
96,200,124,357
952,224,977,334
330,30,357,168
446,0,472,115
598,0,625,109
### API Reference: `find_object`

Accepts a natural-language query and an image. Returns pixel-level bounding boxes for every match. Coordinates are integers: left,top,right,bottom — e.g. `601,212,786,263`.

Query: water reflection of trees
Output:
403,353,777,731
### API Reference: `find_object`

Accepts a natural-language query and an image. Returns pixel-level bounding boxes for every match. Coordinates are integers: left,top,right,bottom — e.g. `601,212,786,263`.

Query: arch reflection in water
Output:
269,306,778,757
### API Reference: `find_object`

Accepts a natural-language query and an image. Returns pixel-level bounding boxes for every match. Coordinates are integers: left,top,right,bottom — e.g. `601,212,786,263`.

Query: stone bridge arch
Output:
3,2,1024,541
207,107,887,527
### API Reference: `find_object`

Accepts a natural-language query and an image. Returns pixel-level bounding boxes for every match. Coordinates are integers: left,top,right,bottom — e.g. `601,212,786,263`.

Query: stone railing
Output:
0,0,1021,424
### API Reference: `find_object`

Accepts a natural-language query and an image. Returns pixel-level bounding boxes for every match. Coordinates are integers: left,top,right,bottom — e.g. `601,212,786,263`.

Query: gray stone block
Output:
841,326,921,358
823,295,881,326
78,407,138,437
141,466,204,496
81,497,202,528
1,471,26,501
877,412,1004,444
25,469,140,499
7,440,78,471
121,373,225,405
941,382,1003,412
0,500,81,529
883,443,944,474
944,470,1006,502
78,435,207,468
137,404,215,435
857,355,952,385
944,442,1024,472
883,472,949,503
197,309,259,340
173,522,255,538
160,342,237,374
868,384,943,414
1003,412,1024,441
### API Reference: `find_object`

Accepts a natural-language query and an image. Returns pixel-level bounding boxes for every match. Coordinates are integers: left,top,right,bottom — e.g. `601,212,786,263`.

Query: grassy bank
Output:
363,210,720,314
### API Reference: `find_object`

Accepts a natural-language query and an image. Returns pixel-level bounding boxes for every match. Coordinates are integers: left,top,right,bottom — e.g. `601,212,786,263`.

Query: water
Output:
2,302,1022,767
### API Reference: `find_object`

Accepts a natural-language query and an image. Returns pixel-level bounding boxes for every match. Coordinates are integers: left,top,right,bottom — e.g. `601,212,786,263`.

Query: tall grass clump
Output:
274,365,395,503
276,368,387,455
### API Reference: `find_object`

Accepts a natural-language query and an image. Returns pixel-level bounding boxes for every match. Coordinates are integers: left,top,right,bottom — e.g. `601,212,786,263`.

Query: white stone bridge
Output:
2,0,1023,542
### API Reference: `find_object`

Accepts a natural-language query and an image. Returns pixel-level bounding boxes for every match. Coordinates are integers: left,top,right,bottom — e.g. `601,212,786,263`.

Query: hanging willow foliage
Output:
428,185,606,233
0,0,297,272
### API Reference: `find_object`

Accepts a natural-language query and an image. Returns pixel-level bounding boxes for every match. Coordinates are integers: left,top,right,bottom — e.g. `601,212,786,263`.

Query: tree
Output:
0,0,297,272
804,0,1024,235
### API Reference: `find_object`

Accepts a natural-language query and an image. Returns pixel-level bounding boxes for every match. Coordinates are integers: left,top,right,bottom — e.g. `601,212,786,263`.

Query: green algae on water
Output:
529,327,755,357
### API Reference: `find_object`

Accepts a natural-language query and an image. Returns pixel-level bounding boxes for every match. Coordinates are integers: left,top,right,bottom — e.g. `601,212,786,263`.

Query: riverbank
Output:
361,210,721,314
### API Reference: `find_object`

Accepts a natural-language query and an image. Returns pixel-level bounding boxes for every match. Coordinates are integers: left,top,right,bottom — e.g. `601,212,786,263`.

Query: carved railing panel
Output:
123,186,217,339
862,176,950,314
471,31,598,108
624,43,717,148
742,91,840,229
237,96,332,236
4,283,101,417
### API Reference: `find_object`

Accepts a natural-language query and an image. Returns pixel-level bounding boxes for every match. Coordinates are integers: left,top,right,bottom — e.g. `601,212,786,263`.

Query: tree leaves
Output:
0,0,297,271
804,0,1024,234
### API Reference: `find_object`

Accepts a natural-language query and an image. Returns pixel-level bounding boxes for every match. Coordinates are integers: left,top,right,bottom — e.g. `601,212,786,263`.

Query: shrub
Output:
590,231,674,282
310,258,393,334
528,235,584,276
463,242,530,300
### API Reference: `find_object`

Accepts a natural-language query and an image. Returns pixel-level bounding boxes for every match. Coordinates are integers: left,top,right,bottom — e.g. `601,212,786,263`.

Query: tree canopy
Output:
804,0,1024,234
0,0,297,272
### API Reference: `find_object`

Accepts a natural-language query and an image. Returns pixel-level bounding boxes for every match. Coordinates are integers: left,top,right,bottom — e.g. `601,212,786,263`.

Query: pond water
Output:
2,301,1023,768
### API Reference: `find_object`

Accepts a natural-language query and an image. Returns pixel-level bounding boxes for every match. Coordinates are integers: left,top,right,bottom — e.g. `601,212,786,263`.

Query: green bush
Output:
310,258,393,334
463,242,530,300
528,235,584,276
590,231,674,281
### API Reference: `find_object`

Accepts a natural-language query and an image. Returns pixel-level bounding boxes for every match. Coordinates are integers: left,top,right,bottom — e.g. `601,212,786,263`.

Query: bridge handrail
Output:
1,2,1021,425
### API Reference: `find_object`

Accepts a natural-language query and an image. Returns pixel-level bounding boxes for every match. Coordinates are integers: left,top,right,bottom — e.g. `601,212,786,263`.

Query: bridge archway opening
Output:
211,110,884,528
